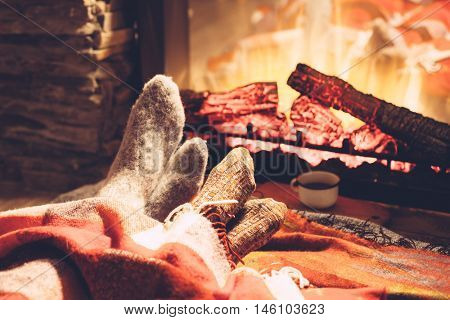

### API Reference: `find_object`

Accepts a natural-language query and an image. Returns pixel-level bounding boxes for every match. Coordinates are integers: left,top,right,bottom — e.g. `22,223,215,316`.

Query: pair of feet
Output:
54,75,208,223
54,75,287,267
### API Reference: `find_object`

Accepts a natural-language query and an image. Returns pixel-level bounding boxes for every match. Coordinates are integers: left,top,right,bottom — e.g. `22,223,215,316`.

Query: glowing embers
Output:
212,93,406,171
191,0,450,124
182,68,447,174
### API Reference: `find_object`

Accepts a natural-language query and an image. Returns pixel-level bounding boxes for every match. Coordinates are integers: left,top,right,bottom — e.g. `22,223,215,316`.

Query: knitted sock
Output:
227,198,287,262
53,75,208,222
51,180,104,203
97,75,185,211
191,147,256,224
106,75,185,179
52,75,184,205
146,137,208,222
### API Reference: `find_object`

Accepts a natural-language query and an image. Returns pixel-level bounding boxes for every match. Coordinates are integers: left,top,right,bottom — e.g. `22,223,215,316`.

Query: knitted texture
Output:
133,211,231,287
146,138,208,222
0,76,298,299
228,198,286,261
191,147,256,224
0,259,87,300
53,75,208,221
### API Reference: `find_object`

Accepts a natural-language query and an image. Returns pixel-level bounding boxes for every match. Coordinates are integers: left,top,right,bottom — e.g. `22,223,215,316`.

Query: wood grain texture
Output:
288,63,450,164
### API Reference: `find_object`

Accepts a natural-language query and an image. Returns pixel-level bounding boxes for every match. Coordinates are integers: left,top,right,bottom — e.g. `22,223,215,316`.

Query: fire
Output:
190,0,450,126
186,0,449,173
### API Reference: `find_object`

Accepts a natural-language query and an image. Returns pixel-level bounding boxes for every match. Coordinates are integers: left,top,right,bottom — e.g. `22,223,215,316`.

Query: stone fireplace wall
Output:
0,0,138,191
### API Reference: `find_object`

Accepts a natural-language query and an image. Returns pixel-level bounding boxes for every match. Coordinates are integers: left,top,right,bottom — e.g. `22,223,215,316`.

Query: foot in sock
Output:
191,147,256,224
53,75,207,219
227,199,286,263
191,148,286,268
97,75,186,211
146,137,208,222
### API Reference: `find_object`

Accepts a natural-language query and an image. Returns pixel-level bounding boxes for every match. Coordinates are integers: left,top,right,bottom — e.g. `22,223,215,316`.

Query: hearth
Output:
165,0,450,212
1,0,449,206
180,64,450,212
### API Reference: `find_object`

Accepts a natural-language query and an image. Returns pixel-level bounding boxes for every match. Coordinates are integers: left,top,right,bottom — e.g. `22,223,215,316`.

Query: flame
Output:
191,0,448,127
187,0,449,173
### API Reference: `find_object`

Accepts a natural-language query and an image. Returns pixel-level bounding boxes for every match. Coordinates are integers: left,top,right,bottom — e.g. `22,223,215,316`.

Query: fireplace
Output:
161,0,450,124
151,0,450,211
1,0,449,211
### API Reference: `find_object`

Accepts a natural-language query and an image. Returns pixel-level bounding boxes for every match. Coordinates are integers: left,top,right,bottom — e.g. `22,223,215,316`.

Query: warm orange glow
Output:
190,0,450,126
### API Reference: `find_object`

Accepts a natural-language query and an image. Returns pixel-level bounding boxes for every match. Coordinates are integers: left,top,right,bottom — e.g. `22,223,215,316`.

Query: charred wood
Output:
288,63,450,164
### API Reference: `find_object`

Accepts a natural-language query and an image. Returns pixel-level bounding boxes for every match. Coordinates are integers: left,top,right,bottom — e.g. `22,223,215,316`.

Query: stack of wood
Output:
287,63,450,165
182,64,449,168
182,83,289,137
0,0,137,191
197,82,279,122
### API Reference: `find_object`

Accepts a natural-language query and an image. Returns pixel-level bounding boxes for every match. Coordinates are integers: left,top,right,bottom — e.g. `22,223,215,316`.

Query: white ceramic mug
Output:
290,171,340,209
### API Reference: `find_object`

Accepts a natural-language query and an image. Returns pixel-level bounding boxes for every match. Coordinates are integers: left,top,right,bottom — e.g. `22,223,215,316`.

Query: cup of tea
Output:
290,171,340,209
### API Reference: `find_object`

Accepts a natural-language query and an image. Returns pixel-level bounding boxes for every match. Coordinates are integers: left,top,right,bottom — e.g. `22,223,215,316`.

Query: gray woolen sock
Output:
146,137,208,222
107,75,185,179
51,180,105,203
53,75,186,208
97,75,185,212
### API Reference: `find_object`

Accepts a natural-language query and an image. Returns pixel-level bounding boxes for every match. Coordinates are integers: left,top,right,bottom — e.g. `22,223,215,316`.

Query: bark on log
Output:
288,63,450,164
198,82,278,123
180,83,279,126
0,1,130,34
0,139,110,191
99,11,132,31
94,28,134,49
90,43,133,61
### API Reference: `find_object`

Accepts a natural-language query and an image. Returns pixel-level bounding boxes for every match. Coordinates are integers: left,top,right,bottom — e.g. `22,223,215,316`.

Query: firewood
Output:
96,0,128,12
288,63,450,164
90,43,133,61
0,73,112,107
0,42,133,78
0,0,137,192
198,82,278,122
0,96,103,126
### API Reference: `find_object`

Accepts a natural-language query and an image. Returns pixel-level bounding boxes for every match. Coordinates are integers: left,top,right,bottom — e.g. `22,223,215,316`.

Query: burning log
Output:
351,124,397,155
181,82,292,142
180,82,278,126
198,82,278,122
213,113,288,138
290,96,345,147
287,63,450,164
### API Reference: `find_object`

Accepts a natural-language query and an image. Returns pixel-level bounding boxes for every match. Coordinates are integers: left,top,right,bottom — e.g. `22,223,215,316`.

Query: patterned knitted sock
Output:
227,198,287,262
191,147,256,224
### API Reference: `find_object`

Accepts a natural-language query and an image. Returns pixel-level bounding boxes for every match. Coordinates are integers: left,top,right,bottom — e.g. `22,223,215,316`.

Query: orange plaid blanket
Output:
1,203,447,299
